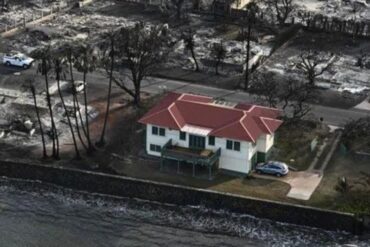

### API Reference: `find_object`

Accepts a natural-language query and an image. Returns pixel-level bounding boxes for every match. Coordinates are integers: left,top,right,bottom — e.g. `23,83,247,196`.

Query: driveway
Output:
254,171,323,200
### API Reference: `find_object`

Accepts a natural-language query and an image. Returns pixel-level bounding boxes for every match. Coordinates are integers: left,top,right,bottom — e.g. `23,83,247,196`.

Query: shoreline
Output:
0,159,366,234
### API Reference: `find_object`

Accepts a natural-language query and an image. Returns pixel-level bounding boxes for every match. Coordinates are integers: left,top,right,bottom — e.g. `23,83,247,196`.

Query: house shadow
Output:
159,159,238,189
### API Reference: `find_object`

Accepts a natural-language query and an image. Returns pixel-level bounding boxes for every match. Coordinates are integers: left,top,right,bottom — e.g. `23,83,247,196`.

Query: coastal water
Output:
0,177,368,247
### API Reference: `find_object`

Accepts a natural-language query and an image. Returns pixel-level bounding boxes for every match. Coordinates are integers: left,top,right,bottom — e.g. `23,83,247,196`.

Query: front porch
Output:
160,139,221,180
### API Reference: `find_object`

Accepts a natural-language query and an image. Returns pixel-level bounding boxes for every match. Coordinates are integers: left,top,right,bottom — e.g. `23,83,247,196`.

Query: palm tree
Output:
52,46,81,159
59,42,88,152
74,42,97,153
96,31,116,147
30,84,47,159
31,46,60,159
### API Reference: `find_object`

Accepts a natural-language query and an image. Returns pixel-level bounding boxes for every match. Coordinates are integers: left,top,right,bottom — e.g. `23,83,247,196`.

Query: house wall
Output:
146,124,259,174
256,134,275,153
146,124,188,157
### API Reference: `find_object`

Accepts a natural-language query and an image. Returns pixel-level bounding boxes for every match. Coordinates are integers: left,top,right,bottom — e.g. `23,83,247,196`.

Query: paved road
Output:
1,64,369,127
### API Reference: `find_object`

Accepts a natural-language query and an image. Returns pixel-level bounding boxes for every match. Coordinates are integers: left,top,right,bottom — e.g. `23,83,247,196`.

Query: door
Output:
189,134,205,150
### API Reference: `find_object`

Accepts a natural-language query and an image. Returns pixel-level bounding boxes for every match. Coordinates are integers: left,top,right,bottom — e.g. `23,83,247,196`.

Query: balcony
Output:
160,139,221,180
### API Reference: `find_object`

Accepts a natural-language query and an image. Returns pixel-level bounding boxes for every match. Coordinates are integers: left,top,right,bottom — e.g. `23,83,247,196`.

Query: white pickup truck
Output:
3,53,34,69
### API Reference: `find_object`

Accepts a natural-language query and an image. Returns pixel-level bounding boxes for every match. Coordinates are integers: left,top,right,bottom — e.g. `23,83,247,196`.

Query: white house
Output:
138,92,283,177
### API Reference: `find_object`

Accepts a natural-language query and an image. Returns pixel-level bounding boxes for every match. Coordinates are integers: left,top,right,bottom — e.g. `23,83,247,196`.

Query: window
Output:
226,140,233,150
152,126,158,135
152,126,165,136
179,131,186,140
150,144,161,152
159,128,165,136
208,136,215,146
234,141,240,151
226,140,241,151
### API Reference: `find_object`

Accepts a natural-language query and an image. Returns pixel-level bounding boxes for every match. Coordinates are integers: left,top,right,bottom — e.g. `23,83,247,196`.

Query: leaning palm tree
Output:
73,42,97,153
31,46,60,159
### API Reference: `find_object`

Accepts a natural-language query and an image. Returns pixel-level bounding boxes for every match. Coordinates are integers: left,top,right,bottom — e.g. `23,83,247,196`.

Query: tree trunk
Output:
82,71,93,152
244,20,251,91
191,48,200,72
73,93,88,152
176,5,181,19
31,85,47,159
43,59,59,159
215,59,220,75
134,83,141,106
56,61,80,159
97,40,115,147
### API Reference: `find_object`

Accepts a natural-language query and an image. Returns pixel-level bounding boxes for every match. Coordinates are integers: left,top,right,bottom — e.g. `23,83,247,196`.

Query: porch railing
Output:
161,139,221,167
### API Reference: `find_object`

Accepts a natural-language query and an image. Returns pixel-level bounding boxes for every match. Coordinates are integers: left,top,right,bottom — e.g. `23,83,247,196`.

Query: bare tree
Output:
296,51,337,86
112,23,171,106
268,0,295,26
210,42,226,75
249,72,279,107
170,0,185,19
183,29,200,72
31,46,60,159
280,78,317,120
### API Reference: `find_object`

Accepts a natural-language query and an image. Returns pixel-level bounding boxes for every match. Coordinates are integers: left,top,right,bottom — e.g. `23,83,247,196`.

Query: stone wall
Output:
0,160,364,234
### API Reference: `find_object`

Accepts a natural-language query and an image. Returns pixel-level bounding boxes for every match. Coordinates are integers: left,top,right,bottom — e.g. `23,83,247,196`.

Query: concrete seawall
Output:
0,160,364,234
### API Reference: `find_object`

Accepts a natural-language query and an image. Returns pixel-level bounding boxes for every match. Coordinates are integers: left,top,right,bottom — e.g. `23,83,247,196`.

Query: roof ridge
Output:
139,93,181,122
259,116,273,134
251,104,282,112
240,114,256,143
168,103,182,129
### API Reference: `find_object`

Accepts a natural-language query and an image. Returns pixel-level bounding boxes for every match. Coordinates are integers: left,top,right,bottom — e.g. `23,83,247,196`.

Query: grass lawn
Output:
271,120,331,171
308,150,370,214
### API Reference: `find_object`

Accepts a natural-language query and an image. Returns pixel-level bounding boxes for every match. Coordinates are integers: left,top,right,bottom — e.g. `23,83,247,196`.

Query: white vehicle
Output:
3,53,34,69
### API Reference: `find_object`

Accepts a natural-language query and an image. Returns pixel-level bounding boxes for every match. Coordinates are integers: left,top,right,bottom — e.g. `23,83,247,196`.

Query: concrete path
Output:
286,171,322,200
254,171,323,200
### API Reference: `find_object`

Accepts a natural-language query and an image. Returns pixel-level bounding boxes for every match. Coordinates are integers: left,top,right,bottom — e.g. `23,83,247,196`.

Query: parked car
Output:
255,161,289,177
3,53,34,69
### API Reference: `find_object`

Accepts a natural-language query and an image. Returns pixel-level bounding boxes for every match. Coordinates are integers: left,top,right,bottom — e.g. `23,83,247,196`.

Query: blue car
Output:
255,161,289,177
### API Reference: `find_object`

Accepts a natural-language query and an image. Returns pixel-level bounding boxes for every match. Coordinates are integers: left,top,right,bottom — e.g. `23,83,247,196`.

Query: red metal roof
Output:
139,92,283,142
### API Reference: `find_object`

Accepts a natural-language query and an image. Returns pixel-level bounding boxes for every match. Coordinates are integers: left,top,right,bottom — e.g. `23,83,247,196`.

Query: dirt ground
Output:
270,120,331,171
